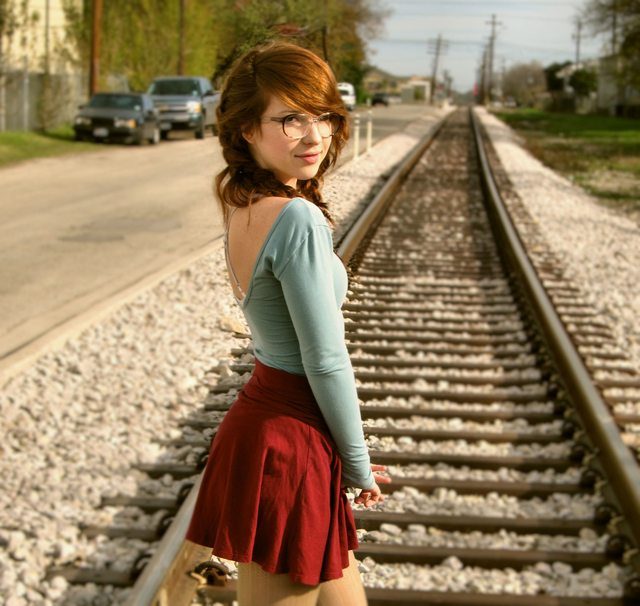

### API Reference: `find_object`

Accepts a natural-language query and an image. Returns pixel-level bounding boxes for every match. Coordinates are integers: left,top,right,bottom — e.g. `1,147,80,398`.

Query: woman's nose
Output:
302,121,323,143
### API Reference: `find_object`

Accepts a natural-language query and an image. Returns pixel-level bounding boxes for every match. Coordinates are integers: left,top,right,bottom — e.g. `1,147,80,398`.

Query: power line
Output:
393,0,578,5
393,12,573,22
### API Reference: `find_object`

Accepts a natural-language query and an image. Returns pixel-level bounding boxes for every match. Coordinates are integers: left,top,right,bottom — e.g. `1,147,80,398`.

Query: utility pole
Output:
481,45,489,104
612,1,624,114
321,1,330,65
89,0,102,96
573,18,582,66
427,34,448,104
485,14,502,104
178,0,186,75
429,34,441,104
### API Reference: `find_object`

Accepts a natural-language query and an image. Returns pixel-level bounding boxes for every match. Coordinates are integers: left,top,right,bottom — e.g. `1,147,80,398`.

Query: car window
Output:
148,79,200,96
89,94,142,110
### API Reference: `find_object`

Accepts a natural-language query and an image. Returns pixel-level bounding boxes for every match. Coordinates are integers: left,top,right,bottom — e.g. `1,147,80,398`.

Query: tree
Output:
502,61,546,107
544,61,571,94
63,0,389,95
210,0,388,90
569,67,598,96
580,0,640,100
64,0,223,91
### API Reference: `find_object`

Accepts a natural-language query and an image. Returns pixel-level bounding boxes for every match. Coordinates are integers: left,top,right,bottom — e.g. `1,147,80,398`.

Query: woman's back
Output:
224,196,348,374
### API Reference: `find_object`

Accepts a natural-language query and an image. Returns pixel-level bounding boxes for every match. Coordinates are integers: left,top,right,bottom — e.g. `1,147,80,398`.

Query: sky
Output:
367,0,608,93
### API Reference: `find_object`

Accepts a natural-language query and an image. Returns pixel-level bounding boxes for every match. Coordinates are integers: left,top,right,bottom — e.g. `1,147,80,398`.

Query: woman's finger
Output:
371,464,387,472
373,472,392,484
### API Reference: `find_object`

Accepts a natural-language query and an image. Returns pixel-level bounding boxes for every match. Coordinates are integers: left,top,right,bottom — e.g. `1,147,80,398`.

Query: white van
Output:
337,82,356,111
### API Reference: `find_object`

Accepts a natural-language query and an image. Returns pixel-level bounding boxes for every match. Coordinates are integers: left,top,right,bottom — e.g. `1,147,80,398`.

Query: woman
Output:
185,41,390,605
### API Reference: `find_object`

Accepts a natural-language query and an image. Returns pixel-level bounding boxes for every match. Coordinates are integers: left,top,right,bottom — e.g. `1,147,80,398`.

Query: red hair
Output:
215,41,349,223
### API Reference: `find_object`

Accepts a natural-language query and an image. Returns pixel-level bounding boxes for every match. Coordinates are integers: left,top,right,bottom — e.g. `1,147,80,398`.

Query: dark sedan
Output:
371,92,390,107
73,93,160,145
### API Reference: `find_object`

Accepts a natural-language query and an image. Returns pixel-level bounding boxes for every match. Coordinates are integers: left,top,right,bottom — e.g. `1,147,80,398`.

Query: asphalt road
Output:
0,103,434,373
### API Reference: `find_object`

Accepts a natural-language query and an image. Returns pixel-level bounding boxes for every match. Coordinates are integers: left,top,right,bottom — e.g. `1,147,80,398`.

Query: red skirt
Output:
185,358,359,585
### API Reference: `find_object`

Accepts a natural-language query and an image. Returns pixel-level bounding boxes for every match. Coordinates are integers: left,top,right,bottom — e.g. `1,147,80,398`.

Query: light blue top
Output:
224,197,374,490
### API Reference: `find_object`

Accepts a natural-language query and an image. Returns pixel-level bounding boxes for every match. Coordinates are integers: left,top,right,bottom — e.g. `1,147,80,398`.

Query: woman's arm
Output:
276,224,375,490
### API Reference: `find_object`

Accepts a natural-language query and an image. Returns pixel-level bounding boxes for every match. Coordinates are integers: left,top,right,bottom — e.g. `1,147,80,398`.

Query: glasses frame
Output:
265,112,341,140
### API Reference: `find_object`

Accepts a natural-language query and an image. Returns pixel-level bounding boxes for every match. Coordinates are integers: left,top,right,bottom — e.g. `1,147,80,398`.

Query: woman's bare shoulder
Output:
255,196,298,211
233,197,301,234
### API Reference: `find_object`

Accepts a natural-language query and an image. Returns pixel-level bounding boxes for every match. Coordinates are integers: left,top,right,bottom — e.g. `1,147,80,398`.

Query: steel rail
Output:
123,113,450,606
336,116,447,263
123,476,202,606
469,106,640,550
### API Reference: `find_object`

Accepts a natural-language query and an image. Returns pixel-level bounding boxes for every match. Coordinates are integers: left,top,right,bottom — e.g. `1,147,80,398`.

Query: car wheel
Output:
160,130,169,140
195,120,205,139
149,126,160,145
211,123,218,137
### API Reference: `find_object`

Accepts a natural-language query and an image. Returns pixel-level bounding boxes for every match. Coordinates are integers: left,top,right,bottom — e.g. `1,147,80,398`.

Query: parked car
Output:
337,82,356,111
73,92,160,145
371,92,390,107
147,76,219,139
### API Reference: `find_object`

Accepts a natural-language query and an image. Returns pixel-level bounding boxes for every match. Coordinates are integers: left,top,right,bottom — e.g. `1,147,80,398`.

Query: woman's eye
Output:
284,115,303,125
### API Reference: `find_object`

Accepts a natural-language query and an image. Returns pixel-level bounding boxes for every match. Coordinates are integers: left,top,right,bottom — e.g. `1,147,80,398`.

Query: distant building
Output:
1,0,80,73
363,67,433,103
400,77,431,104
596,54,640,116
362,66,404,94
0,0,83,130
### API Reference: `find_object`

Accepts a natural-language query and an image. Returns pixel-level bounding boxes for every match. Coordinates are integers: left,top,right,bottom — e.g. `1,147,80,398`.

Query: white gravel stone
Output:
349,487,600,519
478,107,640,377
358,558,624,596
359,525,608,552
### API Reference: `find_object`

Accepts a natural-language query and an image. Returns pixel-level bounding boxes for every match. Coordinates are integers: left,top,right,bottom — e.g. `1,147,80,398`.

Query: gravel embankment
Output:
0,108,449,606
476,107,640,373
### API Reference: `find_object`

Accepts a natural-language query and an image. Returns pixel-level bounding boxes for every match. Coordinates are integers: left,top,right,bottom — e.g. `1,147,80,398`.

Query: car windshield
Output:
148,80,201,96
338,87,351,95
89,94,141,110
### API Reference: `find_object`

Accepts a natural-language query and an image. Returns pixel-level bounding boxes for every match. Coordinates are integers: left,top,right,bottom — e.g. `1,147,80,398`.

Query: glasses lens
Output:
283,114,338,138
316,114,338,138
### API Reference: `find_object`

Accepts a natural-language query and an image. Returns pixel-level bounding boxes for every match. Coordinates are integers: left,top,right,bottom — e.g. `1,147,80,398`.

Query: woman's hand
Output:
354,464,391,508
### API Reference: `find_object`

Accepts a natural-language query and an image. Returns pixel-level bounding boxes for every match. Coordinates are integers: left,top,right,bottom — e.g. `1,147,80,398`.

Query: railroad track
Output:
49,107,640,605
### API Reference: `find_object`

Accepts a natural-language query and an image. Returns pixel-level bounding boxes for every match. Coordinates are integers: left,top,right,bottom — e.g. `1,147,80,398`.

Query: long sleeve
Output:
275,224,375,490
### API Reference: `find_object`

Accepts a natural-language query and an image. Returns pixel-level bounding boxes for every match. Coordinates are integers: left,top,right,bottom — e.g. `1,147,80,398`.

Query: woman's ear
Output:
242,128,255,144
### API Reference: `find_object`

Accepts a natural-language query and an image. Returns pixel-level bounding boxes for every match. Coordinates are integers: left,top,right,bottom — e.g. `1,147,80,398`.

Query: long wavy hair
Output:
215,41,349,224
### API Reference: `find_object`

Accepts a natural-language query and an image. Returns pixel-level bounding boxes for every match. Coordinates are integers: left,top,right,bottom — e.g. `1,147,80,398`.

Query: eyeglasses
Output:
265,113,341,140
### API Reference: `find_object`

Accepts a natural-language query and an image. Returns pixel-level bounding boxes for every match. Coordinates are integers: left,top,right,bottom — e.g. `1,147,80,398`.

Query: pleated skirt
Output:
185,358,359,586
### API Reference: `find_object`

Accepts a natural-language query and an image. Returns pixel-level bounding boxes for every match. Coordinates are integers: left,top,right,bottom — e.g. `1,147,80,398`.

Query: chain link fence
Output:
0,65,86,131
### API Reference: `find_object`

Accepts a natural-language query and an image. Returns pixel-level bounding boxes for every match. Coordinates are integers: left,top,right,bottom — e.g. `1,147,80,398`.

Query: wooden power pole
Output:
178,0,186,75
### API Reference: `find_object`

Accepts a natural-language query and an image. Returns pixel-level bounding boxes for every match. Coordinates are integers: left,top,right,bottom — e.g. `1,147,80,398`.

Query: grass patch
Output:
0,125,99,168
493,108,640,217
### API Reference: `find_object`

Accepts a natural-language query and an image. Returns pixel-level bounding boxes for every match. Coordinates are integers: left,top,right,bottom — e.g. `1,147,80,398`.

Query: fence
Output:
0,63,86,131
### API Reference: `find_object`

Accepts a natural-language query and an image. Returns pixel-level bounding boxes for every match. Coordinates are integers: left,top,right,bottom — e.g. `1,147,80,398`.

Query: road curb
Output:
0,238,223,389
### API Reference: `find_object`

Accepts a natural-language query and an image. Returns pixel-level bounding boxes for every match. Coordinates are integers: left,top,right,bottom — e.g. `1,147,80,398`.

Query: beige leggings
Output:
236,550,368,605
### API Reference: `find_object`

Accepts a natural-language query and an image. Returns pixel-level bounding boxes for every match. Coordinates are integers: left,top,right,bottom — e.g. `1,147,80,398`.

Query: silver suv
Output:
148,76,219,139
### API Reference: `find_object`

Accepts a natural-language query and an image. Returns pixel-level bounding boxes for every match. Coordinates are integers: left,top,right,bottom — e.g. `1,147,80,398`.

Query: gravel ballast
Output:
3,105,637,604
477,108,640,374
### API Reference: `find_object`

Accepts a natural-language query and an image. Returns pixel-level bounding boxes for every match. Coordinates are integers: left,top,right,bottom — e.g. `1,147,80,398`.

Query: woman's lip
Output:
297,153,321,164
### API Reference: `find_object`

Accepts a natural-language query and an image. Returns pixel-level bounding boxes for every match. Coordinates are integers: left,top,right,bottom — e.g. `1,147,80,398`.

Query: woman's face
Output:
242,95,333,187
